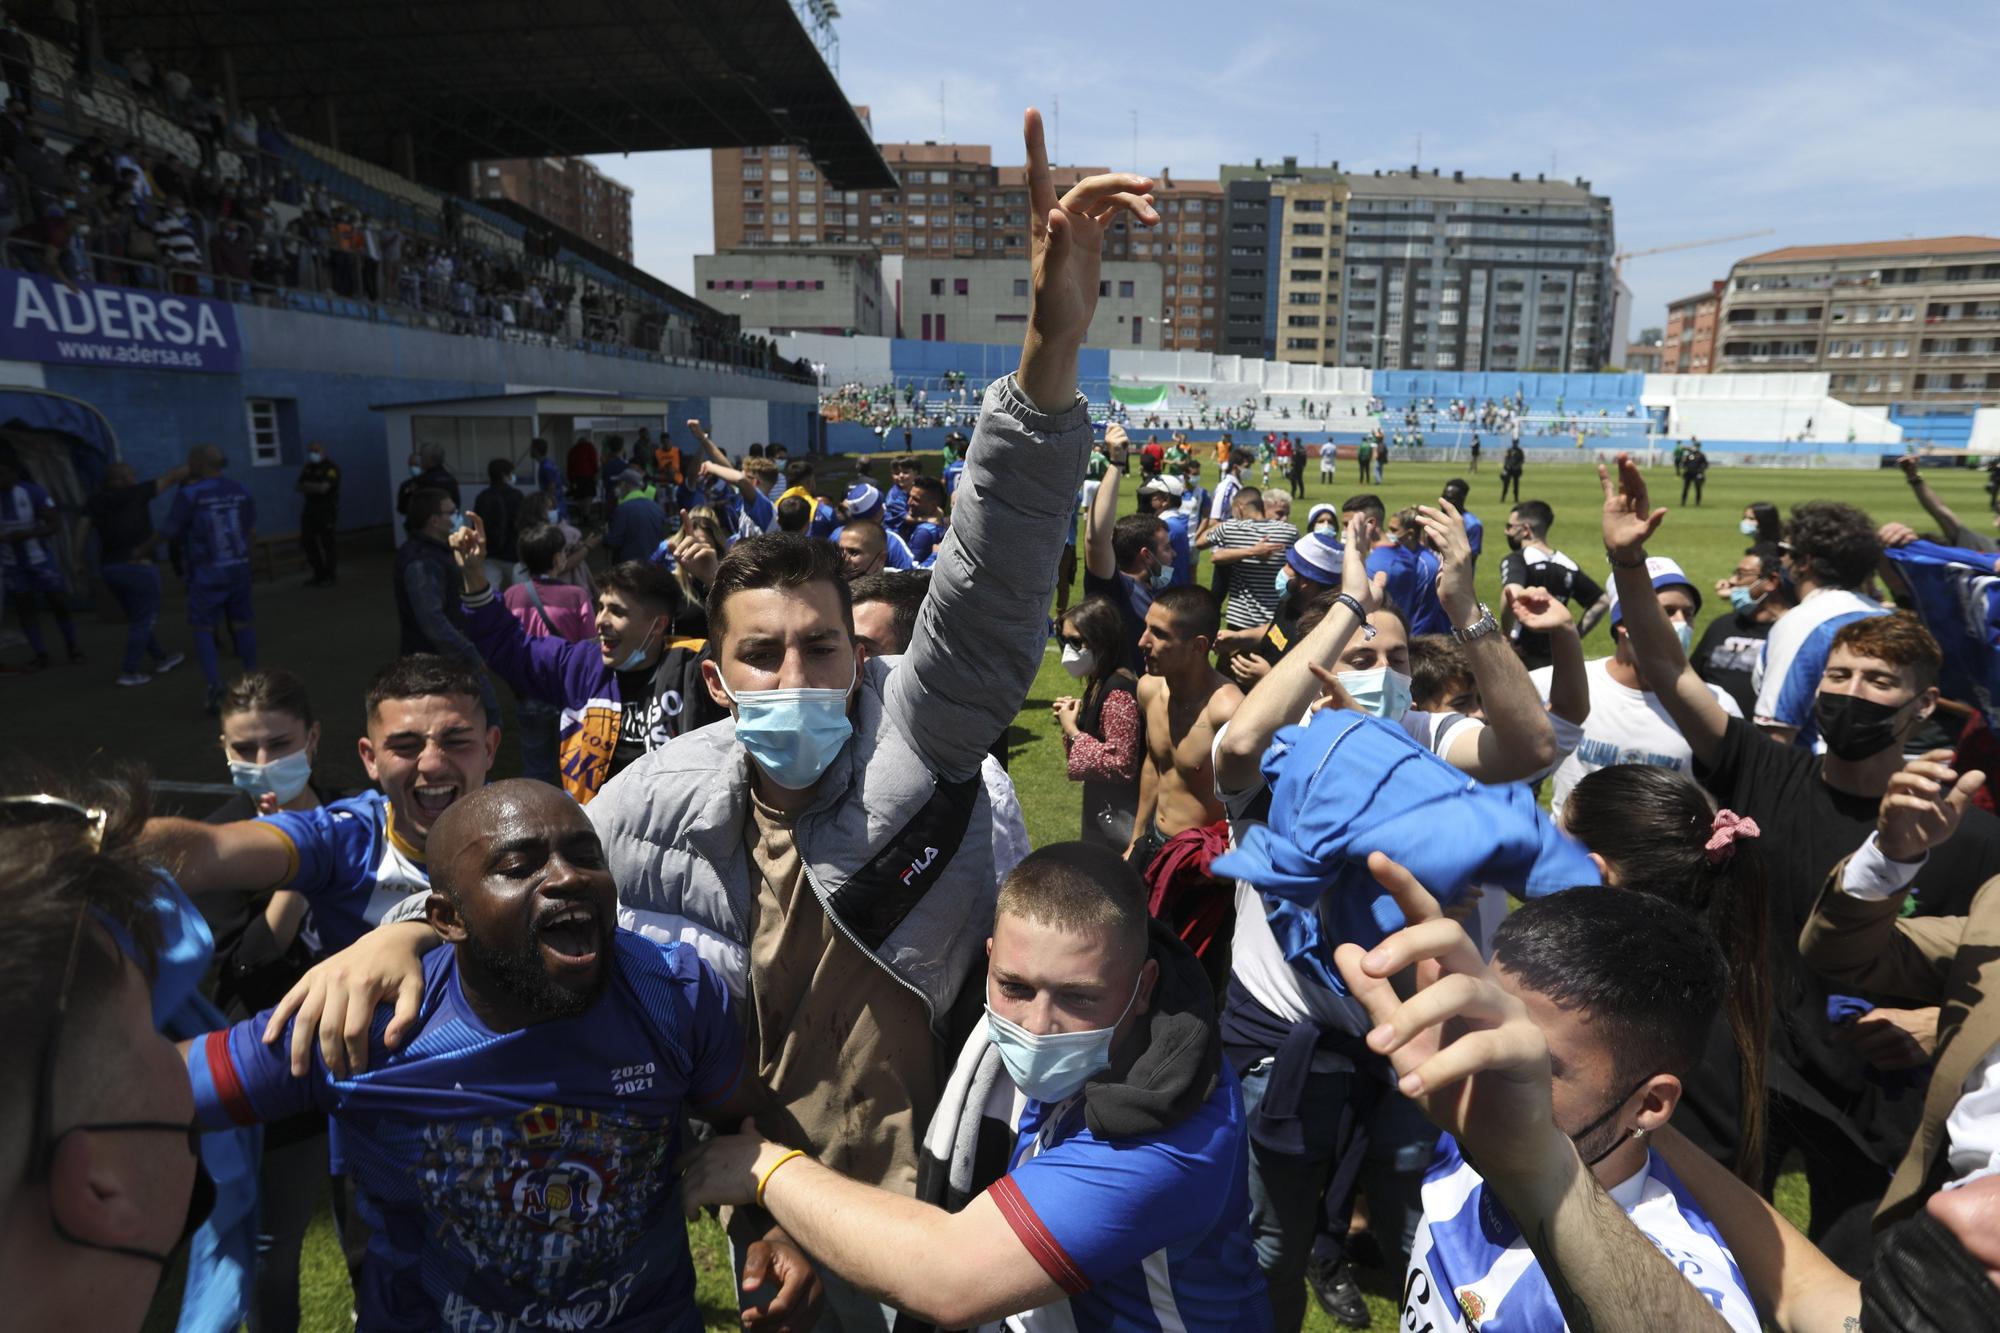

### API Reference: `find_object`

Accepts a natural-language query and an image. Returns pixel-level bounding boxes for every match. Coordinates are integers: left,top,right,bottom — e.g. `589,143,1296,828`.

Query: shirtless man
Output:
1125,584,1244,868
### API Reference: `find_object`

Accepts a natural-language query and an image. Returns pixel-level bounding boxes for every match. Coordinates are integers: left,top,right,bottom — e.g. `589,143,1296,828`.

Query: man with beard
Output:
179,780,819,1332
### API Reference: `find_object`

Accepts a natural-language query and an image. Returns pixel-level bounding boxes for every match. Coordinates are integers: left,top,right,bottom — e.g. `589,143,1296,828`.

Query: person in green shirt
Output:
1085,440,1109,482
1356,437,1374,483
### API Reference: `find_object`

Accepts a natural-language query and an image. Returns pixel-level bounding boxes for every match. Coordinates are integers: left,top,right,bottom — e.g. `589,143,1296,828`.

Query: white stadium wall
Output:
1970,408,2000,455
1642,371,1901,445
772,331,892,385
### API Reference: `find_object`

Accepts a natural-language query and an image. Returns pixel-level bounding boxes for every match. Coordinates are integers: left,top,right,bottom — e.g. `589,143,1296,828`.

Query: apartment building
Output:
693,245,886,336
1664,281,1724,374
1216,162,1614,371
900,259,1161,349
469,157,634,261
1717,237,2000,406
1217,158,1348,360
1338,168,1615,373
709,117,1203,344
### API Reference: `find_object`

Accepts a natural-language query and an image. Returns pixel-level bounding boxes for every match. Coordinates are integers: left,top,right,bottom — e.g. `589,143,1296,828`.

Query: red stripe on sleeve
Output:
988,1175,1090,1296
203,1030,261,1127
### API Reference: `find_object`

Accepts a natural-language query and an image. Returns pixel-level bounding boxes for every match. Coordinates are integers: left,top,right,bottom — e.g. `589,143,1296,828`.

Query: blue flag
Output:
1884,538,2000,724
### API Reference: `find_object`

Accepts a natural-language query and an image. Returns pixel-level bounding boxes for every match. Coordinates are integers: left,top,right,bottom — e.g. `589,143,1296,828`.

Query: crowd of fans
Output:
11,104,2000,1333
0,13,802,377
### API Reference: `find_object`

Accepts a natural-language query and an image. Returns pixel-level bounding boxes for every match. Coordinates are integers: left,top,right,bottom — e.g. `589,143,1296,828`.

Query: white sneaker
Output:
116,672,153,687
154,651,186,674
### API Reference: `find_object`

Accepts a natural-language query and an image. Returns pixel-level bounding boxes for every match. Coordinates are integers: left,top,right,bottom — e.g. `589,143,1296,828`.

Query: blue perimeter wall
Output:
31,302,820,538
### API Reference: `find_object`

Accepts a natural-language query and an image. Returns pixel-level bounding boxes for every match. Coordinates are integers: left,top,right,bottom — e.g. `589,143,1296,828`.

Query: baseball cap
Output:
1608,555,1701,627
1138,474,1186,499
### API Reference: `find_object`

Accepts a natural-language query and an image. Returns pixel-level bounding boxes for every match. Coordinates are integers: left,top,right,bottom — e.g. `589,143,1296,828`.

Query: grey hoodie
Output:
588,374,1091,1032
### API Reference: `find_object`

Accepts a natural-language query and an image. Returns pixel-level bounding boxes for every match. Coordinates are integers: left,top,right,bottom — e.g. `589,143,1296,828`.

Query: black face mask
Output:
1505,534,1524,551
1813,690,1912,761
1861,1208,2000,1332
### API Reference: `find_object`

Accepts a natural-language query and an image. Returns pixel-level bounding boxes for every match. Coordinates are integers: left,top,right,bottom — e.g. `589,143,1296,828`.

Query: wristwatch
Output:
1451,603,1499,645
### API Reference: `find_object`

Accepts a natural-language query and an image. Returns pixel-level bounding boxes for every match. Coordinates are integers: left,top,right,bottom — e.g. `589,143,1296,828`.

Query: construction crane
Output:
1614,229,1776,278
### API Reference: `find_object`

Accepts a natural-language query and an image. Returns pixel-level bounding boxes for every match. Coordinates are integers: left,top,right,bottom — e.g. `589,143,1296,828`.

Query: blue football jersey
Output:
187,931,744,1333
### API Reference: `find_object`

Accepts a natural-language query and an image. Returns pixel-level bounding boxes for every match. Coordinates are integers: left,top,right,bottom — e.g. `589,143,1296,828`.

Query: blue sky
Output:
592,0,2000,341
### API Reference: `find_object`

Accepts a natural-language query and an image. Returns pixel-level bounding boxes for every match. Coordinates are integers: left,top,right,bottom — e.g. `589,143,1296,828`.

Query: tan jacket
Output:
1799,858,2000,1226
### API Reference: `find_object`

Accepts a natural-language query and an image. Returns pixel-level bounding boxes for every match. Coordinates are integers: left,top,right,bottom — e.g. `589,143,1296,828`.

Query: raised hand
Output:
1877,748,1985,862
1341,511,1388,614
449,510,487,568
1103,421,1131,468
1416,500,1476,627
1333,853,1559,1183
1506,584,1574,634
1599,451,1665,559
668,510,721,587
1018,108,1158,412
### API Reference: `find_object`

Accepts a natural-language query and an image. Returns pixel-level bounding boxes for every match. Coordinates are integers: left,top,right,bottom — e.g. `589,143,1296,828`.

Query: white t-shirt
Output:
1531,658,1741,820
1752,585,1882,724
1210,472,1241,522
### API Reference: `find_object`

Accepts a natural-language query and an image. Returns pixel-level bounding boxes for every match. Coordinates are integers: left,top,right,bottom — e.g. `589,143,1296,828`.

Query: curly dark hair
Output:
1784,500,1879,590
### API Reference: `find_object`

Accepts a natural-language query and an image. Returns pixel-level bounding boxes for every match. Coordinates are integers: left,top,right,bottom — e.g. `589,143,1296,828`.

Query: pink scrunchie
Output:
1704,809,1761,864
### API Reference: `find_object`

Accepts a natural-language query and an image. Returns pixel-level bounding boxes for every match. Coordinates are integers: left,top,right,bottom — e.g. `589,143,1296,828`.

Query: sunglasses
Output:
4,796,216,1266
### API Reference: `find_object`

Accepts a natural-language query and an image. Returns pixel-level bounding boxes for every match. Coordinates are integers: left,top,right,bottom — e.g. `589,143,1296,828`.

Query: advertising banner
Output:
0,272,242,373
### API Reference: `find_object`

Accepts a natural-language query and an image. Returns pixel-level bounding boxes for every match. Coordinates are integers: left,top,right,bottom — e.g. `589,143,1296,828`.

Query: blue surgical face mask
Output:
1738,518,1760,537
448,511,466,533
614,617,665,673
1729,582,1764,613
985,969,1144,1104
1274,569,1292,600
228,747,314,805
1674,619,1695,654
721,661,856,789
1150,561,1174,589
409,463,424,477
1339,666,1414,721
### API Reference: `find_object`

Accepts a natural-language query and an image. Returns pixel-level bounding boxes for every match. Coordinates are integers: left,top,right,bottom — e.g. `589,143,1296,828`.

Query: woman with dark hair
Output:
1051,595,1143,849
200,669,364,1330
1561,763,1773,1185
1741,501,1782,546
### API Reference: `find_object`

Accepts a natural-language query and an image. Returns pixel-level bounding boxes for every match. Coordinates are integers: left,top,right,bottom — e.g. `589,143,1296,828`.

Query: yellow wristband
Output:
755,1149,807,1209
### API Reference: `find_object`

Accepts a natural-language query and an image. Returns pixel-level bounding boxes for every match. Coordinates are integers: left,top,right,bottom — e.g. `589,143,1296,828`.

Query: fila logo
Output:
899,846,941,886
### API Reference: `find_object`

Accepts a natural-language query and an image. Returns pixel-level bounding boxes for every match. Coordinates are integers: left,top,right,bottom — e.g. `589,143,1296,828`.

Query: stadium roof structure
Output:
98,0,896,190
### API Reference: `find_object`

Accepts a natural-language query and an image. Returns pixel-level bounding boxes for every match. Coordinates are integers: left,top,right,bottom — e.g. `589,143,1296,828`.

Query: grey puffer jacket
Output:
588,375,1091,1033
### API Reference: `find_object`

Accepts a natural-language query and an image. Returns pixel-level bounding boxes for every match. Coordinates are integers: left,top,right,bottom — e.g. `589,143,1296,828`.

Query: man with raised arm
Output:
1207,504,1562,1329
258,114,1161,1332
1600,452,2000,1273
1337,857,1753,1333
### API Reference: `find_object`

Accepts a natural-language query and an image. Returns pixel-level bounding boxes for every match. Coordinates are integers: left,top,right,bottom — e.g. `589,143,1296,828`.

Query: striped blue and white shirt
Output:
1404,1135,1759,1332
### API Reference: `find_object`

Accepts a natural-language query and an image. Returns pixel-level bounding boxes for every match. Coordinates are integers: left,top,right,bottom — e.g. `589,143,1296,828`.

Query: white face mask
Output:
1060,643,1096,678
